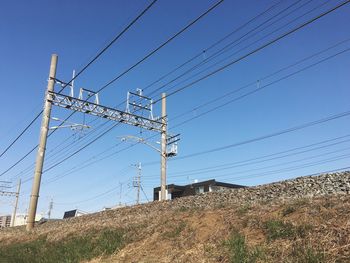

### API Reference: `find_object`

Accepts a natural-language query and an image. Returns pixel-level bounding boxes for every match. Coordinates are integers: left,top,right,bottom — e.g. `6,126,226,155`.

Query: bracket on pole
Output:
126,89,154,120
49,117,90,131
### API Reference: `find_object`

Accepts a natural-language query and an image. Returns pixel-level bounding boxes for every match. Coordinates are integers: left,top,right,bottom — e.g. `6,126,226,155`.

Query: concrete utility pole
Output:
11,179,21,227
132,162,142,204
27,54,58,231
160,93,167,201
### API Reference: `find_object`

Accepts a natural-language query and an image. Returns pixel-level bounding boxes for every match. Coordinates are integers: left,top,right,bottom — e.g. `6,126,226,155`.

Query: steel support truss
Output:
48,91,163,132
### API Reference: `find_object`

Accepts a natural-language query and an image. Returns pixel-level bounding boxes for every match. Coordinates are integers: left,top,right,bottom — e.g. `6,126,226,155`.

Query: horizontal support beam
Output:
129,102,152,111
48,91,163,132
129,91,151,100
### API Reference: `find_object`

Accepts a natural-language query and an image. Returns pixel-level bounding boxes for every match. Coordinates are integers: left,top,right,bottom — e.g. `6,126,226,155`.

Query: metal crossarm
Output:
48,91,163,131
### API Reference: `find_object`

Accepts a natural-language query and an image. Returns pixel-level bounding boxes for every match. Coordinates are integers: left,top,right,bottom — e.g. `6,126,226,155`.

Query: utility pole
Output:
11,179,21,227
27,54,58,231
160,93,167,201
118,182,122,206
132,162,142,204
137,162,141,204
48,198,53,219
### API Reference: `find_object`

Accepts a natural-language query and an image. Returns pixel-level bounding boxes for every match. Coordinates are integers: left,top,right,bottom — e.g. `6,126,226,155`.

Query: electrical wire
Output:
141,135,350,178
153,0,350,103
172,110,350,162
146,0,313,97
0,0,159,159
171,47,350,128
0,0,223,177
140,0,284,93
18,39,350,184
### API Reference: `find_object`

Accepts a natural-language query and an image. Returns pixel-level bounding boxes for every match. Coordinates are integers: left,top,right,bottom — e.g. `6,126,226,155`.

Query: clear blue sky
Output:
0,0,349,218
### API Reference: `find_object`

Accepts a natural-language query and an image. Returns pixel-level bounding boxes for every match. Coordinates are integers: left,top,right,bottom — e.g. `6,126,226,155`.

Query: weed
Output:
225,231,264,263
290,243,325,263
215,202,226,209
264,219,314,241
177,206,189,212
163,221,186,239
264,220,295,241
322,198,334,209
292,198,310,207
295,224,313,238
237,204,251,216
282,205,296,216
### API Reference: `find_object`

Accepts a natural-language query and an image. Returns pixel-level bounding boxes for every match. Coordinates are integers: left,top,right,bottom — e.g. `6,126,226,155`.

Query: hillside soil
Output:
1,195,350,262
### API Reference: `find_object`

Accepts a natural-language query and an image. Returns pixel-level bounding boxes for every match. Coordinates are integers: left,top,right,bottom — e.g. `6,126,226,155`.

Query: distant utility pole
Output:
48,198,53,220
27,54,57,231
11,179,21,227
118,182,123,206
132,162,142,205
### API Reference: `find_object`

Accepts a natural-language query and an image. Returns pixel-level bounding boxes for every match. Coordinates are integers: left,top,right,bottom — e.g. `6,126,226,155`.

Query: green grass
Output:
264,220,295,241
225,231,264,263
264,219,313,241
281,205,296,216
163,221,187,239
289,243,326,263
0,228,125,263
236,204,251,216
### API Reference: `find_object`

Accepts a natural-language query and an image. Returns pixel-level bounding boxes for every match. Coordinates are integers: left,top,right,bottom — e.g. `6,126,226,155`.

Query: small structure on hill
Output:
0,215,11,228
153,179,245,201
63,209,88,219
0,214,43,228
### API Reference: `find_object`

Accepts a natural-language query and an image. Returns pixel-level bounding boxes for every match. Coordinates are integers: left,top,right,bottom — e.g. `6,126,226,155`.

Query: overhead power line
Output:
0,0,159,160
141,0,284,93
38,1,349,177
141,135,350,178
19,40,350,184
0,0,224,178
153,0,350,103
174,110,350,161
146,0,310,97
171,46,350,128
165,147,350,181
170,37,350,122
0,112,42,159
206,153,350,183
8,1,350,190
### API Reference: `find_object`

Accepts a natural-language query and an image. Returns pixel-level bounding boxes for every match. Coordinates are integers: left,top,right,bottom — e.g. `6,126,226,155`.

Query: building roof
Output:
154,179,245,191
63,209,87,219
63,210,77,219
